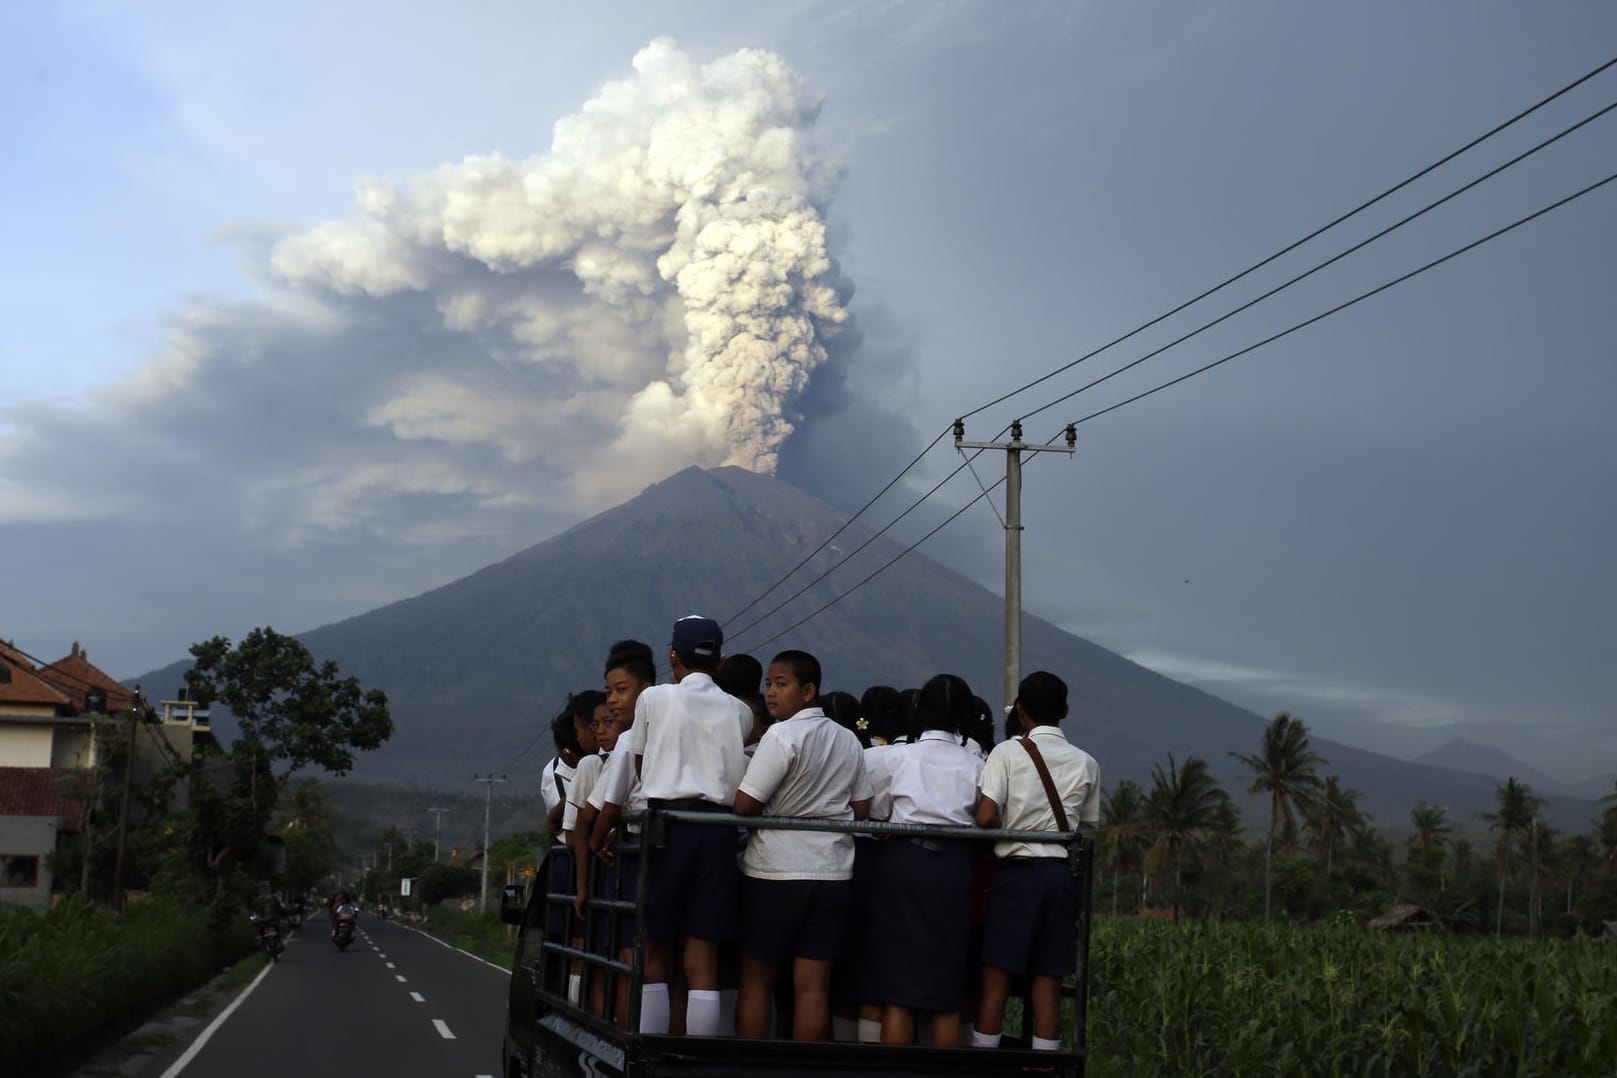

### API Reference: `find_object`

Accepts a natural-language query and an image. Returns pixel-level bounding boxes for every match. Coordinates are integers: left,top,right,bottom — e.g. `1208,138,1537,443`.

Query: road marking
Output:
379,953,388,959
410,991,425,1002
158,961,275,1078
395,921,509,974
395,974,407,983
432,1019,456,1040
386,962,396,969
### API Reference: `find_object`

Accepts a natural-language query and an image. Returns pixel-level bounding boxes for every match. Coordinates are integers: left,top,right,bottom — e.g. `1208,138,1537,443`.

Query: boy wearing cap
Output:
971,671,1100,1052
628,615,752,1037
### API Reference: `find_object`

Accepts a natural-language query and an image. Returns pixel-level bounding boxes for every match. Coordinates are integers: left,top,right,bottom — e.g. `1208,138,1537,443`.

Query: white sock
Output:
972,1030,1002,1048
1032,1034,1062,1051
857,1018,882,1043
567,974,582,1004
832,1016,857,1041
640,983,670,1034
719,988,738,1037
687,989,722,1037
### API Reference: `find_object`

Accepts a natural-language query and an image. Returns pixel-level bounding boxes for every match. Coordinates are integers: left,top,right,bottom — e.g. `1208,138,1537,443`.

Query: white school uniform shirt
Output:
977,724,1101,860
860,743,904,822
541,756,577,819
738,707,873,880
562,752,607,834
589,740,645,822
886,729,984,827
625,672,751,805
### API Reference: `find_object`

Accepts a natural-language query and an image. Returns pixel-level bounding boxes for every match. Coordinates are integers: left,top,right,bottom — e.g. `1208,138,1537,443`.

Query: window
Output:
0,855,40,888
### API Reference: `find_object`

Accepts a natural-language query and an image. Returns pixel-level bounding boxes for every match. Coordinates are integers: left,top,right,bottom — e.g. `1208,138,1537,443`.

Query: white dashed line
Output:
386,962,396,969
409,991,425,1003
432,1019,456,1040
395,974,407,983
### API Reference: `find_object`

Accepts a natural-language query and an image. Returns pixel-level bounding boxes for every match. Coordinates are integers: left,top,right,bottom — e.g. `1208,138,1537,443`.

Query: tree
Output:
1143,754,1230,922
1406,801,1453,903
1305,774,1367,875
1231,713,1324,925
181,628,392,891
1476,777,1542,937
1099,780,1149,917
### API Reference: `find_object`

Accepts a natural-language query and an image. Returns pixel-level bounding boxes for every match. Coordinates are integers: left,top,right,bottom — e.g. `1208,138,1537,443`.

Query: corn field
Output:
1086,920,1617,1077
0,895,253,1076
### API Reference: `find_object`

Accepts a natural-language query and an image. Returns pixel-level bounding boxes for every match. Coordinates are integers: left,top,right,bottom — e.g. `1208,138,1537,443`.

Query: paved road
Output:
170,914,511,1078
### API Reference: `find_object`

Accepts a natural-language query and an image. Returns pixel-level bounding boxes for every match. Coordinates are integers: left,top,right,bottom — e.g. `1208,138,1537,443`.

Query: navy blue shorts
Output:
589,846,641,955
868,840,973,1012
645,819,740,943
742,876,851,966
545,846,574,937
832,838,882,1005
981,859,1079,977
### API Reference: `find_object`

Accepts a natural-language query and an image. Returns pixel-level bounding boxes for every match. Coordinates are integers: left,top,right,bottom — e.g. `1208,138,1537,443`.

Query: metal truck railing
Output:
507,804,1093,1077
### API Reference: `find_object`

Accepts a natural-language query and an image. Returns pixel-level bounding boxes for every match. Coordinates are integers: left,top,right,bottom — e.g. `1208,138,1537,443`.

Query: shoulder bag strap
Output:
552,759,567,804
1017,736,1071,833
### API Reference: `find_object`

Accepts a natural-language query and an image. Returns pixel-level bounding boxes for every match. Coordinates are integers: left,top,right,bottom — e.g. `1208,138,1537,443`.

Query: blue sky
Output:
3,2,1615,782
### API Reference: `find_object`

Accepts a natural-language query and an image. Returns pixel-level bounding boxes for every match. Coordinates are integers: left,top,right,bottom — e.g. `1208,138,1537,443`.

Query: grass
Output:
415,905,520,968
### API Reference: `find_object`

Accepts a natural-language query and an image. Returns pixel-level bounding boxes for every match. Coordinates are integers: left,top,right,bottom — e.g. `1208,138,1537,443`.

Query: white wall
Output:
50,728,96,769
0,816,57,909
0,726,54,768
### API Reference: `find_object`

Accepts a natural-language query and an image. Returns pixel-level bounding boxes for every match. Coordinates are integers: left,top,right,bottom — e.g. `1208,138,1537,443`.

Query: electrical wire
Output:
716,56,1616,634
1058,168,1617,429
1014,96,1617,425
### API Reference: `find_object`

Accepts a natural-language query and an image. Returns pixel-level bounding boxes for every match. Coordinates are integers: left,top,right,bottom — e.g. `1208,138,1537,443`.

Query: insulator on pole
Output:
1065,423,1077,449
1010,419,1023,442
953,417,965,441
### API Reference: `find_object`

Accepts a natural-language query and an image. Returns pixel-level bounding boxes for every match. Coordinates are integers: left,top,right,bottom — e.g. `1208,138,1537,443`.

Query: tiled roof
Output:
0,767,90,829
39,652,135,713
0,647,74,709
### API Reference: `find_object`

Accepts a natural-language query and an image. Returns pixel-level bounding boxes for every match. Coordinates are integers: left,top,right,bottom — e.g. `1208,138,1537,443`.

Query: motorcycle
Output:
250,913,284,962
332,902,358,951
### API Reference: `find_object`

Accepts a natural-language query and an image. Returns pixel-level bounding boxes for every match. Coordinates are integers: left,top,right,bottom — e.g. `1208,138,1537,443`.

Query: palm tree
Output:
1231,712,1324,925
1476,777,1542,937
1099,779,1149,917
1143,754,1230,922
1410,801,1451,853
1304,774,1367,875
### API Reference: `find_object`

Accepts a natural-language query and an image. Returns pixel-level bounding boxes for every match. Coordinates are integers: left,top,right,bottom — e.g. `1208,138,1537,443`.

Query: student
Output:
716,652,763,698
550,692,604,1004
859,686,905,747
541,708,584,840
820,690,869,750
962,695,996,760
625,615,752,1037
868,674,984,1047
734,650,872,1041
972,671,1100,1052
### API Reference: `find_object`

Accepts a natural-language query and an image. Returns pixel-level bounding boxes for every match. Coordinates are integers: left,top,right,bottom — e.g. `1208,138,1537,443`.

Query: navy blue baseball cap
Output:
670,614,723,658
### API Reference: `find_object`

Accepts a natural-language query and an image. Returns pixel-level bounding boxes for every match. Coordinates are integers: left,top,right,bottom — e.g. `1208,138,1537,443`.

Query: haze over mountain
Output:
1412,739,1617,804
134,466,1599,829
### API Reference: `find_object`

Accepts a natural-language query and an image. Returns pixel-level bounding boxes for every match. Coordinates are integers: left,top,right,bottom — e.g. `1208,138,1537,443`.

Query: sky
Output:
3,1,1614,783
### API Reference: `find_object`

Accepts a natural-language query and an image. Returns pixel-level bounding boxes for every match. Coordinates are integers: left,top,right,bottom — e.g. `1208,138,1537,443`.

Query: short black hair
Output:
915,673,975,734
676,649,721,674
963,695,996,751
716,653,763,698
1016,670,1069,725
820,690,868,748
605,639,656,684
768,649,822,695
565,689,607,726
551,706,584,756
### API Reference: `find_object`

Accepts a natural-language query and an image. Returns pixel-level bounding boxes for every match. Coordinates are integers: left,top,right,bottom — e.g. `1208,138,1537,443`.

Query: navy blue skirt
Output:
867,840,973,1012
832,838,883,1005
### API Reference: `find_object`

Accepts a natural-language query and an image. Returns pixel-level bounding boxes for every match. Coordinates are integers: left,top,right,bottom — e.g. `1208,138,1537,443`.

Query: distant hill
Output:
132,466,1599,830
1414,738,1616,808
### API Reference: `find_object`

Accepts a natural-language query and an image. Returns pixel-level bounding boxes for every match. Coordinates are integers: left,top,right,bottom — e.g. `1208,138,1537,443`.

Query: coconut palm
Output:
1143,754,1230,922
1231,712,1324,925
1409,801,1451,853
1304,774,1367,875
1476,777,1542,937
1099,779,1149,917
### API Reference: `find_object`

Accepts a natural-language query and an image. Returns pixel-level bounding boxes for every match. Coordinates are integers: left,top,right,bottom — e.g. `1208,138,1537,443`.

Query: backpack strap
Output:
1017,736,1071,833
552,759,567,805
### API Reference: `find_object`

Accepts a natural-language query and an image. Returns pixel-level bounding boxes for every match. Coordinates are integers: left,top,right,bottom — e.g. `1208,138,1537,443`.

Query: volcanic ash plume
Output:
272,39,847,497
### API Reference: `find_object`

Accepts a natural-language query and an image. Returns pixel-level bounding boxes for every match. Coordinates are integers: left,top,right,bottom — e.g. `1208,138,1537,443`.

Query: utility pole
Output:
955,420,1076,713
111,687,143,910
427,807,450,862
473,773,507,914
383,842,395,871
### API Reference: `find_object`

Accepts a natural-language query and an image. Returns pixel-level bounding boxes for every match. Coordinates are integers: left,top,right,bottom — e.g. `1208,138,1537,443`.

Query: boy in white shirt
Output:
734,650,872,1040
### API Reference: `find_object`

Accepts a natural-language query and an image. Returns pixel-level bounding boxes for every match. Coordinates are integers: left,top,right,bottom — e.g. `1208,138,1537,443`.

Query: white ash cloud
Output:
0,39,850,533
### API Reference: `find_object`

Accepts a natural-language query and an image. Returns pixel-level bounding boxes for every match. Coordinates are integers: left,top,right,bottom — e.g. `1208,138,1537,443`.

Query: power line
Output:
1059,168,1617,429
1014,95,1617,425
964,53,1617,424
716,55,1616,635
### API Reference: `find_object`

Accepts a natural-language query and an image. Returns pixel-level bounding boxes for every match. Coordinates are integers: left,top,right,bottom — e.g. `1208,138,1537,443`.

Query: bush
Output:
0,896,254,1076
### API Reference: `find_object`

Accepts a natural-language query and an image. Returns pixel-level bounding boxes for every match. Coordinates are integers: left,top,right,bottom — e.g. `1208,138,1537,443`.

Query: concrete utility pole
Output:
954,420,1076,714
383,842,395,871
111,687,143,910
427,807,450,861
473,774,507,914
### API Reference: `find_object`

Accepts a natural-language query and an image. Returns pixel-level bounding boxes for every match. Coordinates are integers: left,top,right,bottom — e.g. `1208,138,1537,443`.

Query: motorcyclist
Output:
251,884,287,952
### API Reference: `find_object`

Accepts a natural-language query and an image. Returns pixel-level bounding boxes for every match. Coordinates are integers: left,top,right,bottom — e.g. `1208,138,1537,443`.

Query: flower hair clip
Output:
855,717,869,731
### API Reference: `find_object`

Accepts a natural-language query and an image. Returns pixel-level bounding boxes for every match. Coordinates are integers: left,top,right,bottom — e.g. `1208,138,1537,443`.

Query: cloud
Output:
0,38,856,539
